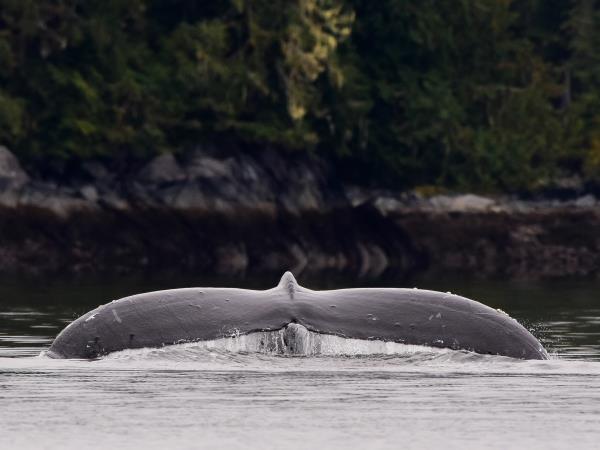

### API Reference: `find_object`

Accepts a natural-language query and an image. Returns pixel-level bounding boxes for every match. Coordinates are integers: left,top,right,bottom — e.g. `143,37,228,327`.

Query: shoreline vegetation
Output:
0,145,599,279
2,1,600,193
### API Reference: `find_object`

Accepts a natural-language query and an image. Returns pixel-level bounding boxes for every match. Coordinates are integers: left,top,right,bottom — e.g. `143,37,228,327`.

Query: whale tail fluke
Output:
48,273,549,360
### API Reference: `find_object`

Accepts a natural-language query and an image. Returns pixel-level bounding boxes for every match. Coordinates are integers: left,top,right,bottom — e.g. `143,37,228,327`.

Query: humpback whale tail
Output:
47,272,548,360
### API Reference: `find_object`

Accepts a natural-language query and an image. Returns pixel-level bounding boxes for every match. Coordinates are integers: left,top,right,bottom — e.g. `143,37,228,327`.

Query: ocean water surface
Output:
1,276,599,449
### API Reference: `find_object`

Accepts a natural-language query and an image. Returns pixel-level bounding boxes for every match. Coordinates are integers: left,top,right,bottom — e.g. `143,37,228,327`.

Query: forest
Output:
0,0,599,191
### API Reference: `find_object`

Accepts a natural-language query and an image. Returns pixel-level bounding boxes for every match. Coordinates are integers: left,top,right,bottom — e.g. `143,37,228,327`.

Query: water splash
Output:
104,323,452,361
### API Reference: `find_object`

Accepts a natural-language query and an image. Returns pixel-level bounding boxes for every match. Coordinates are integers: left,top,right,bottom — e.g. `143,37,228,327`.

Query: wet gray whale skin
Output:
47,272,548,360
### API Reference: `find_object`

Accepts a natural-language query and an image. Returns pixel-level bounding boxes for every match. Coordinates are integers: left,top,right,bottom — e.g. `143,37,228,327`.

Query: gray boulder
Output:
429,194,496,212
574,194,596,208
0,146,29,190
186,154,233,180
79,185,99,202
138,153,185,184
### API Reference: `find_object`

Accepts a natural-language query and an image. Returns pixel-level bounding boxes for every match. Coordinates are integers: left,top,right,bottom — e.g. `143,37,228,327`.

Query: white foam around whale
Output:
103,323,450,360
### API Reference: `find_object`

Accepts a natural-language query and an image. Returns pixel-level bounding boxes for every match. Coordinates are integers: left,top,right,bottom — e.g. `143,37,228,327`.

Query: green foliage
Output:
0,0,597,191
562,0,600,178
323,0,569,190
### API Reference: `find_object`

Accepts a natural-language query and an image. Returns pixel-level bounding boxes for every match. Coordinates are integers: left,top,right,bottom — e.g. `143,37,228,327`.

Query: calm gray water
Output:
1,276,600,449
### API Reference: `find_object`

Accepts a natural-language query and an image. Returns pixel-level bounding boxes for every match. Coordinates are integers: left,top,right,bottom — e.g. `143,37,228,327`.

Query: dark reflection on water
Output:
1,275,600,449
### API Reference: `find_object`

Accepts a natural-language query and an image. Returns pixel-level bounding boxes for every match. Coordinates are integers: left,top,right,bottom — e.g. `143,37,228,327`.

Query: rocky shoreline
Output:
0,145,599,279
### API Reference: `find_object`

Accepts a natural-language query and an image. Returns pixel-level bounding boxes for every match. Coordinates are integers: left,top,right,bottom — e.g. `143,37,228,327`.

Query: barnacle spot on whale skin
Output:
47,272,549,360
